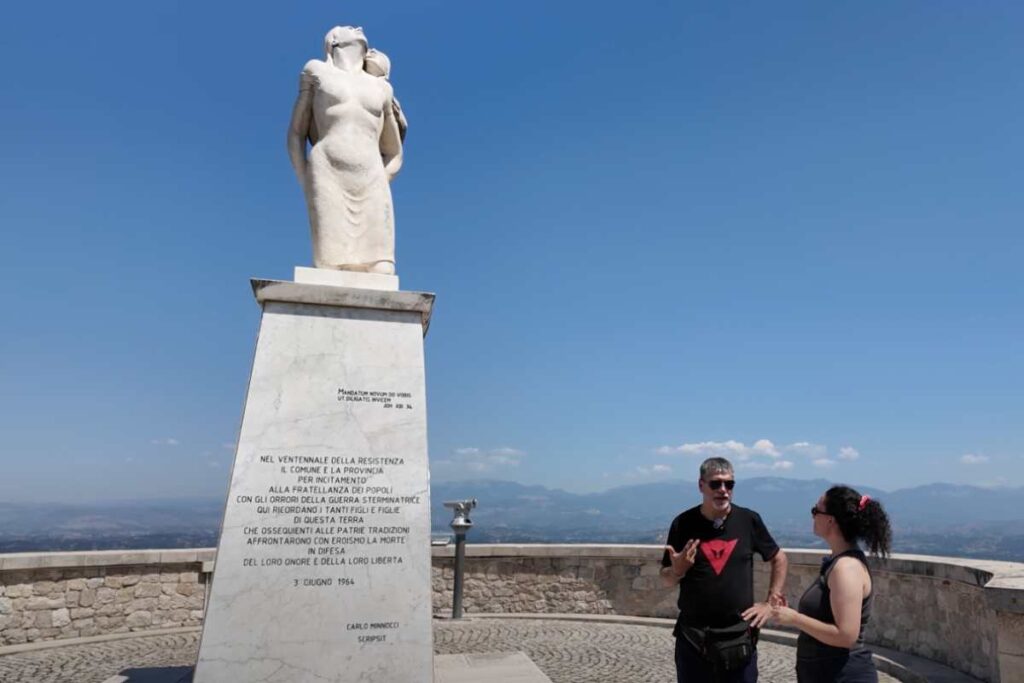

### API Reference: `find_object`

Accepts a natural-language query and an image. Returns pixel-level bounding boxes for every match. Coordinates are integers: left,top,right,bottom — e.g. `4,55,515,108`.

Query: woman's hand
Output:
768,605,799,627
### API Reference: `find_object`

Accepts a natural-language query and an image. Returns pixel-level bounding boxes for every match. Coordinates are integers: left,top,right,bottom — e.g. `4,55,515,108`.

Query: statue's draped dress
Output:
302,65,394,270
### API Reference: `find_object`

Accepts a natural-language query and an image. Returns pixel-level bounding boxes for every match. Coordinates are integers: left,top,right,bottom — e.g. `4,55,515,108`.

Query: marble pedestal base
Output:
194,277,436,682
293,265,399,290
435,652,553,683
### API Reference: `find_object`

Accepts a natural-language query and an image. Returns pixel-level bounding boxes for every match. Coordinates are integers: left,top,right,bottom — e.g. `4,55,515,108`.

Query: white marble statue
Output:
287,26,404,274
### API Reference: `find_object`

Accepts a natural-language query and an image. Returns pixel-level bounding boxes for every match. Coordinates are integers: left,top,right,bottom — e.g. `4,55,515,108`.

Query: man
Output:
661,457,788,682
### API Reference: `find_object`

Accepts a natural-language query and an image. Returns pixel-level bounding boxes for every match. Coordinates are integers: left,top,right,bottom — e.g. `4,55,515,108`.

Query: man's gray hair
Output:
700,457,734,480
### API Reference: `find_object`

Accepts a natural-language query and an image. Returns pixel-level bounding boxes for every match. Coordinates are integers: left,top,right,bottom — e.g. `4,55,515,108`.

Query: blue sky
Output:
1,1,1021,502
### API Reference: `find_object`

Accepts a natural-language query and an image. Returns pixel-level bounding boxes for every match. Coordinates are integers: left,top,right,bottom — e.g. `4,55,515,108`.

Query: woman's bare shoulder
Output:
828,555,869,586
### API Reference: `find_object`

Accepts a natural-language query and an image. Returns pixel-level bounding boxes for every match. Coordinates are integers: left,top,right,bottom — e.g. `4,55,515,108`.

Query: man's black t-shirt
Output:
661,505,779,629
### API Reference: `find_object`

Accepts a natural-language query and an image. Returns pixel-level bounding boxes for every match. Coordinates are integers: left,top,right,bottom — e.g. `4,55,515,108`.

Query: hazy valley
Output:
3,478,1023,562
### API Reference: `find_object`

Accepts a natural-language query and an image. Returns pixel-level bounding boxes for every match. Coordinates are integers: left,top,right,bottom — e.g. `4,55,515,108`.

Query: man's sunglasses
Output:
705,479,735,491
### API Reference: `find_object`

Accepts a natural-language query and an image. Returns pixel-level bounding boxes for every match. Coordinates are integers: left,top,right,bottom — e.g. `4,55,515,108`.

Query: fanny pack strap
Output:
679,625,707,655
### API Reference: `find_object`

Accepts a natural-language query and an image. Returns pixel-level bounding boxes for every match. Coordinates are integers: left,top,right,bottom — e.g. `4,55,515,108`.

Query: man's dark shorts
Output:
675,635,758,683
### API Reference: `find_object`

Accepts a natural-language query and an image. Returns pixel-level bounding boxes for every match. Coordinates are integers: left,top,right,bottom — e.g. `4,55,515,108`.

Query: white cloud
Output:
752,440,781,457
631,463,674,478
436,447,525,473
655,440,743,457
655,439,779,462
785,442,828,458
838,447,860,461
960,453,989,465
487,447,525,465
743,459,795,472
150,438,180,446
657,438,861,470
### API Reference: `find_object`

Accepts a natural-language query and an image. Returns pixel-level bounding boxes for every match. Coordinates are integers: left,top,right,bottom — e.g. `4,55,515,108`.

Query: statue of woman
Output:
287,26,404,274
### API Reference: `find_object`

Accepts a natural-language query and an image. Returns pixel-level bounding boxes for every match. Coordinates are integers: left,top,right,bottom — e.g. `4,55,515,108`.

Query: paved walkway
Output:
0,618,899,683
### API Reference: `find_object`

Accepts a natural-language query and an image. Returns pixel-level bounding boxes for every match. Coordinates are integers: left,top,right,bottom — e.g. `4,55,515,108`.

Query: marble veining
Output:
195,288,435,682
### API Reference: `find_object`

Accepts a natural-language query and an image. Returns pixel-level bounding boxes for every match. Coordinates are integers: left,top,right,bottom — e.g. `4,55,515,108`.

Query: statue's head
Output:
364,49,391,79
323,26,367,60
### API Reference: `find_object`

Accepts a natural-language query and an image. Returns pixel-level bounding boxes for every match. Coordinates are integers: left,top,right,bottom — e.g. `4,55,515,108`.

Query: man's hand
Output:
741,602,773,628
767,591,787,607
664,539,700,578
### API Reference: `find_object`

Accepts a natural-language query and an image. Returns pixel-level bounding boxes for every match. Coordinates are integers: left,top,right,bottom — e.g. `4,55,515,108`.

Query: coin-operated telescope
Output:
443,499,476,533
442,498,477,619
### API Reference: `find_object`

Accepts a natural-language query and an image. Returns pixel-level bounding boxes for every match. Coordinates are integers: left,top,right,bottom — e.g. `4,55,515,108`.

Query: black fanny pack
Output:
681,622,756,673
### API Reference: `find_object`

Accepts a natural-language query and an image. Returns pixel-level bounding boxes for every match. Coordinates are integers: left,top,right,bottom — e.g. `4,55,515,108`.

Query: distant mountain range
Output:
430,478,1024,561
3,479,1023,561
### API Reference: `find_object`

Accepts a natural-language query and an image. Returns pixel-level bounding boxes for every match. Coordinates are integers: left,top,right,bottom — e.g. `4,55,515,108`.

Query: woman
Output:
769,486,892,682
286,26,404,274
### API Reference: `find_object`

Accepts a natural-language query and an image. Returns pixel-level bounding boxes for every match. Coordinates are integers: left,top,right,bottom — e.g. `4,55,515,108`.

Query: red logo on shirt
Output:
701,539,738,575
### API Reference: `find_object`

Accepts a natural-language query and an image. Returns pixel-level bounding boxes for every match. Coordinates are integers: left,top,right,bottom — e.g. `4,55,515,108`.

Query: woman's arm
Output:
766,549,788,604
768,557,865,649
379,83,403,180
287,63,317,192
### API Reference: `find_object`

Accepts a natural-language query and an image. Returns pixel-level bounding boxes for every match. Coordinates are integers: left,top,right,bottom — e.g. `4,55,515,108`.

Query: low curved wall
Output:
760,550,1018,682
0,550,213,646
2,546,1022,682
429,545,676,618
432,545,1024,683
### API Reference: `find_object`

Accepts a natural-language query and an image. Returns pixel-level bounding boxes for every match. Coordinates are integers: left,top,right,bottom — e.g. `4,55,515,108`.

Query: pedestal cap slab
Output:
251,279,434,333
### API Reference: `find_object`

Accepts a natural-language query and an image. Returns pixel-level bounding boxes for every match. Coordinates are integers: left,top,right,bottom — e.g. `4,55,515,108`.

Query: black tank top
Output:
796,549,873,660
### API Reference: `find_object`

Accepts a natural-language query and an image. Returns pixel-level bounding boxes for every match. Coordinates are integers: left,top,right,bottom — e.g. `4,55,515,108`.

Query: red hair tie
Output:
858,495,870,511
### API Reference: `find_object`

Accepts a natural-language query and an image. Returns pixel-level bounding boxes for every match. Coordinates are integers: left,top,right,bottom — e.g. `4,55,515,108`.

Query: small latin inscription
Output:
338,387,414,410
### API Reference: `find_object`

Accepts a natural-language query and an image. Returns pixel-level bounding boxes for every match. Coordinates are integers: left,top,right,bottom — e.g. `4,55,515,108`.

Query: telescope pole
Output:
452,529,467,619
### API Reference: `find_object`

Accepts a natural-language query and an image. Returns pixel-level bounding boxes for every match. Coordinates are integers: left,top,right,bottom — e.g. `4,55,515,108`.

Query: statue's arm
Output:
287,62,317,191
307,114,320,149
392,95,408,143
380,83,403,181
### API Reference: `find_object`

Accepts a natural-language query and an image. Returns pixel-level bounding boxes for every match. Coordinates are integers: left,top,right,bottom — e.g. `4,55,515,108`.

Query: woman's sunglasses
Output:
705,479,735,491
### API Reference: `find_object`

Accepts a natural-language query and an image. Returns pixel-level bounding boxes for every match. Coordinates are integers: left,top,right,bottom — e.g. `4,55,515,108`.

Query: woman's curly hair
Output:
824,485,892,558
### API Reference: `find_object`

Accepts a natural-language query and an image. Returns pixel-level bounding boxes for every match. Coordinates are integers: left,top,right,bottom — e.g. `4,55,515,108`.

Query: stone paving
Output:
0,631,197,683
0,618,900,683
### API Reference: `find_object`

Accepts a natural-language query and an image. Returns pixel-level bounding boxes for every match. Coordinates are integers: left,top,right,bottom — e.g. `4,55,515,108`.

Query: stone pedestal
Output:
194,275,436,682
435,652,552,682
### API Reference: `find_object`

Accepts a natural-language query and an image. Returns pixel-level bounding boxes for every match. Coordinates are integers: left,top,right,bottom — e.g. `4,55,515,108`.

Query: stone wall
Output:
430,545,676,618
432,545,1024,683
0,550,212,647
2,546,1022,682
